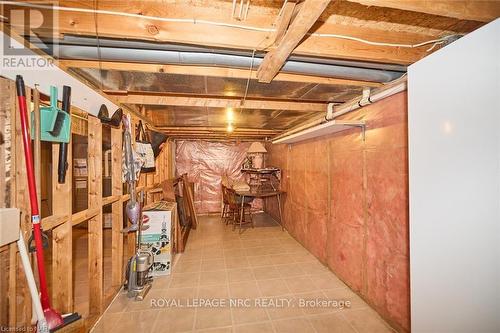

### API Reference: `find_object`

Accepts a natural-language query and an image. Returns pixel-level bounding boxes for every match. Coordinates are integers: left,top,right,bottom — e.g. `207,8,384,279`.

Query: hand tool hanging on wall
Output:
16,75,81,330
57,86,71,184
30,86,71,143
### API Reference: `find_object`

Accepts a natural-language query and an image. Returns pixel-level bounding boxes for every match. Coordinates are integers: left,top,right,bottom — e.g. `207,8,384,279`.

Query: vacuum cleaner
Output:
121,114,154,301
16,75,81,330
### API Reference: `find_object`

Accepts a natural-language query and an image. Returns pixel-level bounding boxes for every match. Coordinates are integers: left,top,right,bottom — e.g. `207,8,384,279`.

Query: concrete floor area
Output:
91,214,395,333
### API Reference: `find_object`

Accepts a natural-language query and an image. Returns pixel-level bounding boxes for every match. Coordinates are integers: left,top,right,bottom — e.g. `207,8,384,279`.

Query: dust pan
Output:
31,86,71,143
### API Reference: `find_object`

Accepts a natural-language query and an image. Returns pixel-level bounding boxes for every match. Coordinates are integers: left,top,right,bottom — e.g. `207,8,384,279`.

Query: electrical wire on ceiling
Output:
1,1,461,51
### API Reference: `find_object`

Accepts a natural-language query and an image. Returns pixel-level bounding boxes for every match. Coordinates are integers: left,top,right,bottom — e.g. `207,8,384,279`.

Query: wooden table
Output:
234,189,285,232
241,168,281,191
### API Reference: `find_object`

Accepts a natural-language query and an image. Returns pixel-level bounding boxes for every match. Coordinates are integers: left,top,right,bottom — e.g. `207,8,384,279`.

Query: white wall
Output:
409,19,500,332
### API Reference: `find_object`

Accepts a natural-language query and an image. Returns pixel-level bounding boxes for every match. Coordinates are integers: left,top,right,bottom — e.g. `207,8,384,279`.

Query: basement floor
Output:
91,214,394,333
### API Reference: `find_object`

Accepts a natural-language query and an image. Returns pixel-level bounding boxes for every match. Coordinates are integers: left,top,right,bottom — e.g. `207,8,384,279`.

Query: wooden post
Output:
110,127,123,288
7,80,17,327
146,173,153,204
51,138,73,312
87,117,103,315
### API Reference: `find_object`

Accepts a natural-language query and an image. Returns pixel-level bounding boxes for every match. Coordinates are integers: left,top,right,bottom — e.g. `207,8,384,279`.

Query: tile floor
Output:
91,214,395,333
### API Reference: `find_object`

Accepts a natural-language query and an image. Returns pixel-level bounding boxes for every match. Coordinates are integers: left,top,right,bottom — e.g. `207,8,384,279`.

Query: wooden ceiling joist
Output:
109,94,327,112
157,127,278,134
59,61,382,88
347,0,500,22
257,0,331,83
4,2,440,65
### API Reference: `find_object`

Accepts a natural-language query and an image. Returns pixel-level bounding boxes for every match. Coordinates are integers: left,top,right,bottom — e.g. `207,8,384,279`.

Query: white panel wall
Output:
409,19,500,332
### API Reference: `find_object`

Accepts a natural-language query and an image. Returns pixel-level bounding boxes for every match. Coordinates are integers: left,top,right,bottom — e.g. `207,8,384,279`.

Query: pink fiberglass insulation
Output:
175,140,263,214
264,92,409,332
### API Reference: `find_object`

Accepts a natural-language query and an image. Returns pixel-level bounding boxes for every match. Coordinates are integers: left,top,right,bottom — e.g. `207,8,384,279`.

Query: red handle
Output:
16,75,51,310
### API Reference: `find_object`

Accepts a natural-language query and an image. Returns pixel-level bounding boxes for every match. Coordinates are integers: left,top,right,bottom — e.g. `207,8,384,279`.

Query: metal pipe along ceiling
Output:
35,42,405,83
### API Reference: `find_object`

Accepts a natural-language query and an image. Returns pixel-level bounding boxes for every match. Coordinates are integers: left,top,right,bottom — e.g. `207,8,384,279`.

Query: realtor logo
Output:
1,2,58,69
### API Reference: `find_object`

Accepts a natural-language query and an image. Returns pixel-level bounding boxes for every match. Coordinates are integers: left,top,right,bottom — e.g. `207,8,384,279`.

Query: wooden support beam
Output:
72,208,100,226
51,140,73,313
3,1,438,65
257,0,331,83
347,0,500,22
41,214,69,231
110,128,124,288
7,80,17,327
87,117,103,315
272,0,299,46
157,126,279,134
58,60,382,87
109,94,326,112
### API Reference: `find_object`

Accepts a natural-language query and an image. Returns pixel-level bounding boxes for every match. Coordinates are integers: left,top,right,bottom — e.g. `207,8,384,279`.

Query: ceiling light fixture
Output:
226,107,234,122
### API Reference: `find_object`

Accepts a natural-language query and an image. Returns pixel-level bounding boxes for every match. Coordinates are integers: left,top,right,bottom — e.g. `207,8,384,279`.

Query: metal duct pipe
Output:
37,44,404,83
272,76,407,143
55,35,407,72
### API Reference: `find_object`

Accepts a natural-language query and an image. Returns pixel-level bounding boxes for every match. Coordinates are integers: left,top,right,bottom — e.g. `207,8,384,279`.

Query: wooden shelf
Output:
272,120,365,144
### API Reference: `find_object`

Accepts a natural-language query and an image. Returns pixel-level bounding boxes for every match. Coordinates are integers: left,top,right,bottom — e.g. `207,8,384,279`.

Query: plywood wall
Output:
265,92,409,332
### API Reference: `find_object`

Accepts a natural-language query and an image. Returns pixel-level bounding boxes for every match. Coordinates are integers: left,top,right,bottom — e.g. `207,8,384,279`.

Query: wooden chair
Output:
226,187,253,230
221,184,231,223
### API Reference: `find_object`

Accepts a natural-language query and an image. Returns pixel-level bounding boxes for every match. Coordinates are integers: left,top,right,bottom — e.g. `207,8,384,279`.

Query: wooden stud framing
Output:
110,127,123,288
2,74,171,327
7,80,17,328
87,117,103,315
51,139,73,313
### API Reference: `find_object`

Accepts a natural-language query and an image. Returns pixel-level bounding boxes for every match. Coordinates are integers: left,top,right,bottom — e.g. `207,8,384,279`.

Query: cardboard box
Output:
140,201,176,276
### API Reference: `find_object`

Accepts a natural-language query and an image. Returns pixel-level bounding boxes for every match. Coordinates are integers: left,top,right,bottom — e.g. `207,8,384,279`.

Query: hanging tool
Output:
16,75,81,330
30,86,71,143
57,86,71,184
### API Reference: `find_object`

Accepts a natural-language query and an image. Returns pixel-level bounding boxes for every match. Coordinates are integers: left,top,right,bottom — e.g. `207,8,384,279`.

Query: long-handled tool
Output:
15,75,81,330
0,208,48,333
17,230,50,333
57,86,71,184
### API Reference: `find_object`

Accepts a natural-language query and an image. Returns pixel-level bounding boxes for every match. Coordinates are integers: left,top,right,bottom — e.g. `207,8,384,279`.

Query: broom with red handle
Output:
15,75,64,329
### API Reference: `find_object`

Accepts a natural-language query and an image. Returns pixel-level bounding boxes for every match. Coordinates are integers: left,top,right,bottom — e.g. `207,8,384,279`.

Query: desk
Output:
234,189,285,232
241,168,281,191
